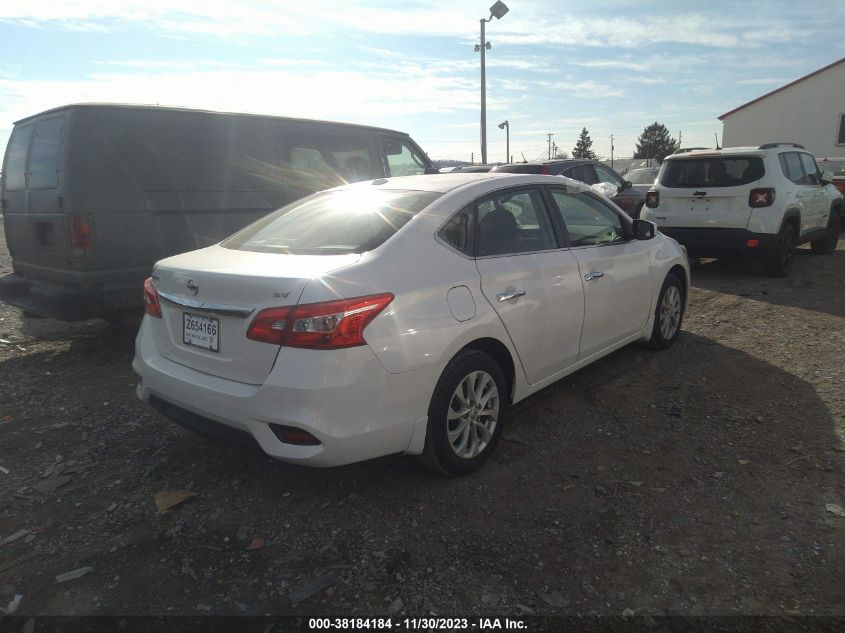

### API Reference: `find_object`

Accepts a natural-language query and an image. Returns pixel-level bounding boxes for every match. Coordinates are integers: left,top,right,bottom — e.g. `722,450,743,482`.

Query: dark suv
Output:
491,159,647,217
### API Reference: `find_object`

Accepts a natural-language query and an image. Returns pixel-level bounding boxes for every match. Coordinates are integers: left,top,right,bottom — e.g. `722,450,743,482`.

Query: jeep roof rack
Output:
674,147,711,154
758,142,805,149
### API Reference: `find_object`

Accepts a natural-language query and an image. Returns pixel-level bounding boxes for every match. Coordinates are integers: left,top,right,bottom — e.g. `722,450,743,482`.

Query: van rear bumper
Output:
0,273,140,321
656,228,779,256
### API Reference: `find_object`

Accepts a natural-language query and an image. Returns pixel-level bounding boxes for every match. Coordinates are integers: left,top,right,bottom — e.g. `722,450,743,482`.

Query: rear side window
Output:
438,204,476,256
779,152,805,184
798,153,820,185
222,189,441,255
3,125,33,191
660,157,764,188
381,137,429,177
477,188,556,256
29,117,65,189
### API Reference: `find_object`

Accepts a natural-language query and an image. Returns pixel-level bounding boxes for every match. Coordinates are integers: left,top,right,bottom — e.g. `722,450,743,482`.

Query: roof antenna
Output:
521,152,527,163
714,132,721,150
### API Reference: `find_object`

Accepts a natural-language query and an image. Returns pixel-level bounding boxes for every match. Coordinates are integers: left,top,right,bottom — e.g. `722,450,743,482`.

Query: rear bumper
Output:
656,228,779,256
0,272,141,321
132,317,435,467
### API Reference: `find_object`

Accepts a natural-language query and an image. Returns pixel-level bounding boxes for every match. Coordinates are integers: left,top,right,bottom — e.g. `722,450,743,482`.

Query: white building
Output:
719,57,845,159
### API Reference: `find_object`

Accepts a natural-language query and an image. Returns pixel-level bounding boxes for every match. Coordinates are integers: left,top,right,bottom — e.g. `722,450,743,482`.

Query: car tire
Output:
766,222,796,278
648,273,684,350
419,350,507,476
810,211,840,255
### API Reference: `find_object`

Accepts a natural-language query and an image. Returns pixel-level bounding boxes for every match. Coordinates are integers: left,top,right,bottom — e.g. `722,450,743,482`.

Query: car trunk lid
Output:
149,245,360,384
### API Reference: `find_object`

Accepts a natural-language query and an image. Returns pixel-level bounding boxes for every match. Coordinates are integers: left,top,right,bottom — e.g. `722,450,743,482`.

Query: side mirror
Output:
821,170,833,184
622,180,633,190
633,218,656,240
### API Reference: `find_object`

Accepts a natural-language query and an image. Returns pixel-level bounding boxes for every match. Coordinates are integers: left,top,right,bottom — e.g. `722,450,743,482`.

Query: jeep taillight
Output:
143,277,162,318
749,188,775,207
247,293,394,349
645,191,659,208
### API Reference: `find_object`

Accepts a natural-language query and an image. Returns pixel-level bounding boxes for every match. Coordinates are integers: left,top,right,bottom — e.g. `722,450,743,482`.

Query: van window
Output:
222,188,441,255
29,117,65,189
3,125,33,191
381,137,429,177
278,126,376,192
660,157,764,188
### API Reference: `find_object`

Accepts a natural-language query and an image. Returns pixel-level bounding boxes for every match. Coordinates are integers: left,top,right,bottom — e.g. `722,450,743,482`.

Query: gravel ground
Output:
0,224,843,619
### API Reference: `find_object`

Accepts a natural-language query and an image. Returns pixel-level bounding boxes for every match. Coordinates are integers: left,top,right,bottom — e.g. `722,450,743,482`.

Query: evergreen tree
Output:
571,128,596,160
633,122,680,163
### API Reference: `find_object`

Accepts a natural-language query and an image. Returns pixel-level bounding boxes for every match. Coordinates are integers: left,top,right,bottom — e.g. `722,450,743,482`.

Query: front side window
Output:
277,126,376,192
660,156,764,188
798,153,820,185
594,164,624,189
779,152,806,184
551,190,627,247
381,137,429,177
477,189,556,256
222,188,441,255
3,124,33,191
563,164,597,185
29,117,65,189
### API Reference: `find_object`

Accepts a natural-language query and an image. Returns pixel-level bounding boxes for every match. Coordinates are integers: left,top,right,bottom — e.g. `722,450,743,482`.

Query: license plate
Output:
183,313,219,352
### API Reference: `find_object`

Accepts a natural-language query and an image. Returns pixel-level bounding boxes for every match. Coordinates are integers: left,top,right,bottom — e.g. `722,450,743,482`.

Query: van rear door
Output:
2,116,70,275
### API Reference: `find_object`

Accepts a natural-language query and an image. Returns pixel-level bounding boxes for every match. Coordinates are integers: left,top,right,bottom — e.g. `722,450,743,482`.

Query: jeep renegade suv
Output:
641,143,842,277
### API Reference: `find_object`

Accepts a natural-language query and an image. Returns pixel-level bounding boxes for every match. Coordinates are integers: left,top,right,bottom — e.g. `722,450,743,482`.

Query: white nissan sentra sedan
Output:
133,173,689,475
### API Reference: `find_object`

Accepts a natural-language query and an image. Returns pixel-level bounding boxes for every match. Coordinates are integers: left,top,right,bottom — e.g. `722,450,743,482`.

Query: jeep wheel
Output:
766,223,796,277
810,211,840,255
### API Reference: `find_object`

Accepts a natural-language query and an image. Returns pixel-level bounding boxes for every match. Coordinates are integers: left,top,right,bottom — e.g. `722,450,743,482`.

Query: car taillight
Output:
143,277,162,318
749,188,775,207
541,166,549,175
247,293,394,349
645,191,659,208
70,214,94,253
835,182,845,195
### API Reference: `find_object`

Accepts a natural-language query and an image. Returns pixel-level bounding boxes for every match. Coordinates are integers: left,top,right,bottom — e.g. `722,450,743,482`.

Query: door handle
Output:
584,271,604,281
496,289,526,302
654,216,667,220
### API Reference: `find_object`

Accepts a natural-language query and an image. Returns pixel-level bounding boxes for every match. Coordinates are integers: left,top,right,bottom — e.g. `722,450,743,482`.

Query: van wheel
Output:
419,350,507,476
810,212,840,255
648,273,684,350
766,223,796,277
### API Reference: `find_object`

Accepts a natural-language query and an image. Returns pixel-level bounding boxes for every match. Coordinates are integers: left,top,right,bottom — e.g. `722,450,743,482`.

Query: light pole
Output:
498,120,509,164
476,1,509,164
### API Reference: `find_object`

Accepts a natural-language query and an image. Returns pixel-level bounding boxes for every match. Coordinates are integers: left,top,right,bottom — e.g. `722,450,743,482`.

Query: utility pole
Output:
547,132,554,160
679,131,682,147
471,152,474,164
610,134,615,169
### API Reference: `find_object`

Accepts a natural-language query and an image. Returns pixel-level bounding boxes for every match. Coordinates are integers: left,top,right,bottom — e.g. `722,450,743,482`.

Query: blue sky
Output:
1,0,843,163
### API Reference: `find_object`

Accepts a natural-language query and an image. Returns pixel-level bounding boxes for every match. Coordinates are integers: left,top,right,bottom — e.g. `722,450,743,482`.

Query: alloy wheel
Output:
446,371,500,459
659,285,682,340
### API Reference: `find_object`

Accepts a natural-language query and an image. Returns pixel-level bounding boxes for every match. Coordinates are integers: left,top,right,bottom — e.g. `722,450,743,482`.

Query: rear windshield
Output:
660,157,765,188
222,188,441,255
491,164,545,174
